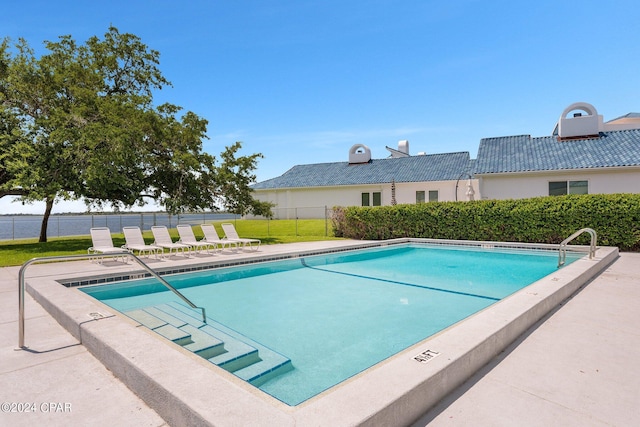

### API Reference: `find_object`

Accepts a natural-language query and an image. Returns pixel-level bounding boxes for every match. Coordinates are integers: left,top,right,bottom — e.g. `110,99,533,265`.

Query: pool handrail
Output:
17,251,207,349
558,228,597,267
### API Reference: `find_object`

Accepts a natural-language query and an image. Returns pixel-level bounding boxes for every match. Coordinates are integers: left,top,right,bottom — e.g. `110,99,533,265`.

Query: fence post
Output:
325,206,328,236
295,208,298,236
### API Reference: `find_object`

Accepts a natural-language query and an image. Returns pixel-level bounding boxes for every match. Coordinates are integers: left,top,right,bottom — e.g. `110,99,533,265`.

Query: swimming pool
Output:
81,243,582,405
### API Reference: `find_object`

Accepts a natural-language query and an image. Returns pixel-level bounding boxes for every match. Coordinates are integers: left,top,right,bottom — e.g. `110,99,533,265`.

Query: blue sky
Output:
2,0,639,214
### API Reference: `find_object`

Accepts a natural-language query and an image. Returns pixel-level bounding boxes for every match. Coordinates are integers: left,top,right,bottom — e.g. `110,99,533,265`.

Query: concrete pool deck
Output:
1,240,638,426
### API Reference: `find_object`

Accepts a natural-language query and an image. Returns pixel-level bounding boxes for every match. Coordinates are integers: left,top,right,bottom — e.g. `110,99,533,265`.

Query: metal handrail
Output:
18,251,207,349
558,228,597,267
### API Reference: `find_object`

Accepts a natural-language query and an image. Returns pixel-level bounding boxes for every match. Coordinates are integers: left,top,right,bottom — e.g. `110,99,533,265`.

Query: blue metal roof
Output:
474,129,640,174
252,152,472,190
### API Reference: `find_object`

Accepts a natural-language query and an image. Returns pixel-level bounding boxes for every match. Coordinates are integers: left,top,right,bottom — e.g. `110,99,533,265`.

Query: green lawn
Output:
0,219,342,267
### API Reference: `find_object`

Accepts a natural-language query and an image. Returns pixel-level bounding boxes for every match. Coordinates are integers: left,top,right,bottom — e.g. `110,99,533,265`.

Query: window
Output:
417,190,438,203
549,181,567,196
549,180,588,196
362,192,381,206
569,180,588,194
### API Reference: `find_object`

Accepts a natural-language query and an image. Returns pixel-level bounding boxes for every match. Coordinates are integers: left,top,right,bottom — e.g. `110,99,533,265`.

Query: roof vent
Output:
398,140,409,155
385,140,410,158
557,102,603,140
348,144,372,164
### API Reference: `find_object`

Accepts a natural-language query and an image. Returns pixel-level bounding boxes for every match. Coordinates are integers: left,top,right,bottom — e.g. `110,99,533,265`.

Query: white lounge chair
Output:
88,227,127,263
221,222,261,251
151,226,191,257
200,224,238,251
176,224,217,254
122,226,162,259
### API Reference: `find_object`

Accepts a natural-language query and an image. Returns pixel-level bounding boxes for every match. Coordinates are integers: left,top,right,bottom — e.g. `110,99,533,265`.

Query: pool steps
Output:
125,309,225,358
165,303,293,385
179,325,226,359
124,302,293,386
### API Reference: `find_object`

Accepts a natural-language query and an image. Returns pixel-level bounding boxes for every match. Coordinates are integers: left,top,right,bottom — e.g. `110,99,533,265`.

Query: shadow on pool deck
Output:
414,251,640,427
1,242,638,426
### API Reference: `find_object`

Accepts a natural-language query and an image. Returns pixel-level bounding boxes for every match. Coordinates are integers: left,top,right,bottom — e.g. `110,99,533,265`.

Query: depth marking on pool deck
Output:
299,259,500,302
413,349,440,363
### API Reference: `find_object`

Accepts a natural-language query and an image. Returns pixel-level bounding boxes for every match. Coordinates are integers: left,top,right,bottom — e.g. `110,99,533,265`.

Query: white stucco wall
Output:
252,166,640,218
393,180,479,204
252,179,481,219
478,168,640,200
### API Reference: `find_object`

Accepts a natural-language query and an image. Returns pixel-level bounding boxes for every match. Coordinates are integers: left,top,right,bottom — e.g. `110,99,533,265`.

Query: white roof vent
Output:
348,144,372,164
385,140,410,158
398,140,409,155
557,102,603,140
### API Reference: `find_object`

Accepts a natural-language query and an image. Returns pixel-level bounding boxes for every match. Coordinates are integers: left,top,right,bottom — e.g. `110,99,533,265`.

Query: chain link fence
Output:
265,206,330,220
242,206,335,237
0,207,337,240
0,212,237,241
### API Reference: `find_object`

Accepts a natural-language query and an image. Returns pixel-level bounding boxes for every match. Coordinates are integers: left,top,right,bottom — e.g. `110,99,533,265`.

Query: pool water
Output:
82,244,580,405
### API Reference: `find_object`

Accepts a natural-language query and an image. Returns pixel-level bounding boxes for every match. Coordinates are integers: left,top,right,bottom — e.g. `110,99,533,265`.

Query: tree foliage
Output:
0,27,268,242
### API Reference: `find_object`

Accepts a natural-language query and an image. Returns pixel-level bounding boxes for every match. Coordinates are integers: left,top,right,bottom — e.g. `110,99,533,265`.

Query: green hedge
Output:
331,194,640,251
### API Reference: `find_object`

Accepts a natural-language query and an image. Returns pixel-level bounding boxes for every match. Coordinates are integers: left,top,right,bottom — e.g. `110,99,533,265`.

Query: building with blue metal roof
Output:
475,102,640,200
252,142,476,219
252,152,472,189
252,102,640,218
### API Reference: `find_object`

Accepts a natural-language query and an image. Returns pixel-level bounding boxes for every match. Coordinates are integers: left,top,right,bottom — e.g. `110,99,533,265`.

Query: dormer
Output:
348,144,372,164
556,102,603,140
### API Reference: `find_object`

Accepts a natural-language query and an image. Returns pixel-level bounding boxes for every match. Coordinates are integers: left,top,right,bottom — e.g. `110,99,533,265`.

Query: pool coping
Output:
22,238,619,426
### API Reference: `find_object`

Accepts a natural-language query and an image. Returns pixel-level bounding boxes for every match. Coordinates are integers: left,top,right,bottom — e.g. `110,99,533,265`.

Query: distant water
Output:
0,213,237,240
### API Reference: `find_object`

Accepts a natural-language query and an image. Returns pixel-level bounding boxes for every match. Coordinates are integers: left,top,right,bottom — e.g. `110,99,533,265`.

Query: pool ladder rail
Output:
558,228,597,267
17,251,207,350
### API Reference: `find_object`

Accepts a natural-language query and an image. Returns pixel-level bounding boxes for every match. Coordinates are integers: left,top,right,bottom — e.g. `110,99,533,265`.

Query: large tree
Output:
0,27,268,242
